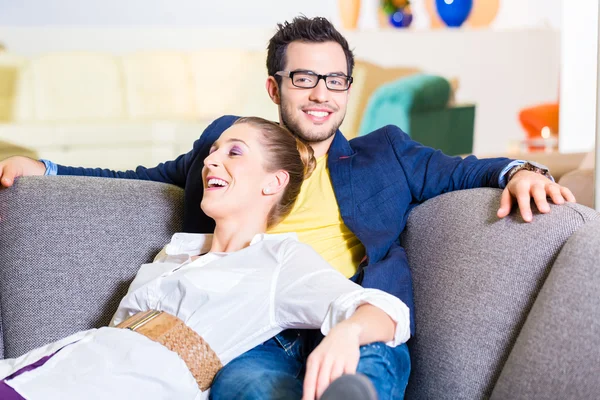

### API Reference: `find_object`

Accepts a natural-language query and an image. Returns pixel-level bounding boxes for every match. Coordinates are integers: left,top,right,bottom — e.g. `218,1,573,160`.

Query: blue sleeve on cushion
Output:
40,159,58,176
384,125,514,202
55,115,239,188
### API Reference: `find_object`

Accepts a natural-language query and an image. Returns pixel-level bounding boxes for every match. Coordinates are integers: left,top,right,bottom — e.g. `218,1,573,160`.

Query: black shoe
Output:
319,374,378,400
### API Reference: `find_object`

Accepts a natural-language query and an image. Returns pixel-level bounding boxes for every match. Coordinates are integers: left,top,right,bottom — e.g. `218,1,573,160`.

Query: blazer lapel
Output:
327,131,356,221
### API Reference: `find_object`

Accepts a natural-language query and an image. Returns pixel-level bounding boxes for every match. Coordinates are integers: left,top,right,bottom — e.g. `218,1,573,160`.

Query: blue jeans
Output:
210,329,411,400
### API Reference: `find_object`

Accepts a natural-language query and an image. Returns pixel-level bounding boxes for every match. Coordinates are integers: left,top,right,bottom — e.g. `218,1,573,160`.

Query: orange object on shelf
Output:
467,0,500,28
518,102,559,152
338,0,362,30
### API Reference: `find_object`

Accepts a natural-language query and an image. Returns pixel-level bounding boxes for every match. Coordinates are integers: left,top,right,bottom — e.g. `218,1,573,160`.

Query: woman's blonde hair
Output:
233,117,316,228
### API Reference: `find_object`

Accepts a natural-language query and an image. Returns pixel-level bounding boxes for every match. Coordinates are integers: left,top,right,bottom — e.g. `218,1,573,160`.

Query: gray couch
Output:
1,176,599,399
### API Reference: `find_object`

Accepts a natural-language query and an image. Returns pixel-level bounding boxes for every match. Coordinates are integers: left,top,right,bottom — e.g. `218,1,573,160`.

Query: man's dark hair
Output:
267,16,355,85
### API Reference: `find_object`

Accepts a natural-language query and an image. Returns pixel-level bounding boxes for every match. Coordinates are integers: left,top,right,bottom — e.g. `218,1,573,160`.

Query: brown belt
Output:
116,310,222,391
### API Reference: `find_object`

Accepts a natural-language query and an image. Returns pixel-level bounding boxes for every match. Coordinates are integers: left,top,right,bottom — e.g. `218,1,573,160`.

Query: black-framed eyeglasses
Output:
275,70,353,91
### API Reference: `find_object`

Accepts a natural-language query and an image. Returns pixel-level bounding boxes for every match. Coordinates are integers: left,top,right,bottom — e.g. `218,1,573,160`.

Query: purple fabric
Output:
3,352,58,381
0,343,74,399
0,380,25,400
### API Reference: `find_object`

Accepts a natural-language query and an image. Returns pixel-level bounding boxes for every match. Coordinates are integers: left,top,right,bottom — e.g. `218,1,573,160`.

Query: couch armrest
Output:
402,188,599,399
491,219,600,399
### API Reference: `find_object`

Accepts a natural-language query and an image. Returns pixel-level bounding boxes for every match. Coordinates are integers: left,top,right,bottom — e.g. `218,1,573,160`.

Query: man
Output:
0,16,575,400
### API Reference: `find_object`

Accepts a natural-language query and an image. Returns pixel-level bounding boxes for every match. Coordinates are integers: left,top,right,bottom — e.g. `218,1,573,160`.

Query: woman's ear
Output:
263,170,289,196
266,76,281,105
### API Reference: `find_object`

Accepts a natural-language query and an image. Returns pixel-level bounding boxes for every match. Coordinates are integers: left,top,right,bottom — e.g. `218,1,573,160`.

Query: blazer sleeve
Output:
55,115,239,187
384,125,514,202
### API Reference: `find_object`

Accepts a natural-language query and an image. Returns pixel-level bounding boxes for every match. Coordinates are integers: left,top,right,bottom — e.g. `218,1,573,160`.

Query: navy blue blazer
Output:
58,115,512,333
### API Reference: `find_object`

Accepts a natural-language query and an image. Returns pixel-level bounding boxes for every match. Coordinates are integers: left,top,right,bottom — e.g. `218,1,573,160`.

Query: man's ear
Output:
264,170,289,196
266,76,281,105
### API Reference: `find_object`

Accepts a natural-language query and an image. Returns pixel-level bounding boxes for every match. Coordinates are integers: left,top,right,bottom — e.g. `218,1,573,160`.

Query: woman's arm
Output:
301,304,396,400
331,303,395,346
276,241,410,400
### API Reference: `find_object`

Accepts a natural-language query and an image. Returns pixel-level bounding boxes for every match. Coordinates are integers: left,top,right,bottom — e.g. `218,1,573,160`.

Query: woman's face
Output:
201,123,273,222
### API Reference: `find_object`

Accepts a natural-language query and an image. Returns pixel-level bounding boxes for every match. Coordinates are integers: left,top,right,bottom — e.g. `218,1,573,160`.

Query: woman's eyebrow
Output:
211,137,249,150
225,138,249,147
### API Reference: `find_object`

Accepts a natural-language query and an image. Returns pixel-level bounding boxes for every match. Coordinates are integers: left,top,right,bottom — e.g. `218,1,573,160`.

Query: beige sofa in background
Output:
0,50,418,170
558,151,595,209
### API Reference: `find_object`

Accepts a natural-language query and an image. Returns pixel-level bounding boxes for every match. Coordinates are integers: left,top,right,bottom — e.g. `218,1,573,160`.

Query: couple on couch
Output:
0,16,575,400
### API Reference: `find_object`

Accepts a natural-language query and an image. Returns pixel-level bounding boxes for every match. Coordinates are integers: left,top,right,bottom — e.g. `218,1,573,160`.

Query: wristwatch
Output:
506,161,554,183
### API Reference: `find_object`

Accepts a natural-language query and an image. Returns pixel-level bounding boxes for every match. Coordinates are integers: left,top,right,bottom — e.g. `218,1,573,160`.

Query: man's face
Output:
278,41,350,145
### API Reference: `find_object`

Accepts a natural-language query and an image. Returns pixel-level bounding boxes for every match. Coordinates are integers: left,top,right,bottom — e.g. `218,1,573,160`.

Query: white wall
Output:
559,0,599,154
0,0,332,26
0,0,561,30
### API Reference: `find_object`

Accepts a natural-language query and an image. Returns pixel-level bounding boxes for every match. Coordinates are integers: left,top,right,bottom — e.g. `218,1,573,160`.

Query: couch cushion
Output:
122,51,196,120
558,168,594,209
236,51,279,122
0,54,26,122
28,53,126,122
188,50,250,119
491,219,600,399
0,176,184,358
401,188,599,399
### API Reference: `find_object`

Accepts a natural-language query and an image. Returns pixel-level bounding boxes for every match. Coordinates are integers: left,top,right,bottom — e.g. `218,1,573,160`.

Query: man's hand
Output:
0,156,46,188
497,170,576,222
302,322,361,400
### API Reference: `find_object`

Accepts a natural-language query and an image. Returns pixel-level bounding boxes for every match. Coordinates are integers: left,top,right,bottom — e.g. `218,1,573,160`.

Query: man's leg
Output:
356,342,411,399
210,330,305,400
321,342,411,400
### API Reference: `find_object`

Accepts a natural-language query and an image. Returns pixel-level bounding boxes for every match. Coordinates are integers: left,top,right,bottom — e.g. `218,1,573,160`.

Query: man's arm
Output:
385,125,575,221
0,156,46,187
0,115,238,189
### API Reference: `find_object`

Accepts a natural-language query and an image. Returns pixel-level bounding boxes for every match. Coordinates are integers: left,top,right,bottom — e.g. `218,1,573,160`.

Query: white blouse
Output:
0,232,410,400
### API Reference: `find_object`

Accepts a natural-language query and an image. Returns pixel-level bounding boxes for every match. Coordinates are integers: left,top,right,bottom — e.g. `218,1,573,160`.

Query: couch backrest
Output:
0,176,184,358
26,52,126,122
0,50,279,125
0,54,27,122
0,52,423,139
401,188,599,399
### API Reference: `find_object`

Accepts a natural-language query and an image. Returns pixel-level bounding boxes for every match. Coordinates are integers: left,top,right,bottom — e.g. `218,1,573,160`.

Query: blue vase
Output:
389,8,413,28
435,0,473,27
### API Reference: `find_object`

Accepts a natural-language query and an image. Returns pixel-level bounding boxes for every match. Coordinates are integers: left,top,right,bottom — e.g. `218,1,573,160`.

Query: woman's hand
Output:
302,321,362,400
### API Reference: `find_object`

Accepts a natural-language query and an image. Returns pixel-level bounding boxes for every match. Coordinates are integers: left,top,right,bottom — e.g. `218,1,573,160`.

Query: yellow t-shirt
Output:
267,155,365,278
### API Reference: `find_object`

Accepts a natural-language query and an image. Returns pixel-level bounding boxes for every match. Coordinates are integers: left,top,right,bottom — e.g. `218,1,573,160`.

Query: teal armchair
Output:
358,74,475,156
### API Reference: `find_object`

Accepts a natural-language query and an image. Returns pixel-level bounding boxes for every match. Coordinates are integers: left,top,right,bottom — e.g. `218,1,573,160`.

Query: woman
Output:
0,117,410,400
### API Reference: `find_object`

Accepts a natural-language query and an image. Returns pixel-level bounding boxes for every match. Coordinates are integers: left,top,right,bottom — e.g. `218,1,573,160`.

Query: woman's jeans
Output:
210,329,411,400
